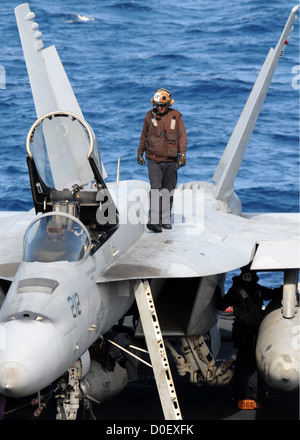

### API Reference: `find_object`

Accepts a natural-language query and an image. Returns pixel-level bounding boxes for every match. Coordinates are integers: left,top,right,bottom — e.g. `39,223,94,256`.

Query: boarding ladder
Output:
132,280,182,420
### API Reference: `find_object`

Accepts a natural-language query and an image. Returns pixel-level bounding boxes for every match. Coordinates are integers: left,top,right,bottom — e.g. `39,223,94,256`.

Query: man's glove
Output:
176,154,186,169
137,153,145,166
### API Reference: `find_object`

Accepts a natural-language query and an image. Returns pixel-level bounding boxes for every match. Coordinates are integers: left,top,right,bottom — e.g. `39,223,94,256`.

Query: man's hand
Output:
137,153,145,165
176,154,186,169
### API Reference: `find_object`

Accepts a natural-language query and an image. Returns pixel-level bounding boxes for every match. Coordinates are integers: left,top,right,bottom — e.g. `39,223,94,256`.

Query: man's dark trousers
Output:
147,159,177,225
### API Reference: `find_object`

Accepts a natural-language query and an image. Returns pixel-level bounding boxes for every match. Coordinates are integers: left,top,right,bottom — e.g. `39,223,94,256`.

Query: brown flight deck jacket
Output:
138,108,187,162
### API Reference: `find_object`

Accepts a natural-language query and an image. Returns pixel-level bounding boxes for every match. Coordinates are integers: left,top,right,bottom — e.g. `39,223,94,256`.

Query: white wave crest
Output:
64,14,95,23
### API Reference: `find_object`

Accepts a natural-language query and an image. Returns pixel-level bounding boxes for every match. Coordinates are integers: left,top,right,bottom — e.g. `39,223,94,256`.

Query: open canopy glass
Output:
26,111,103,191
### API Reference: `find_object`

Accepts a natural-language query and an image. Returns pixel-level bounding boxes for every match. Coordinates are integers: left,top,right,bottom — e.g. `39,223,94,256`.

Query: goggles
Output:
155,103,168,109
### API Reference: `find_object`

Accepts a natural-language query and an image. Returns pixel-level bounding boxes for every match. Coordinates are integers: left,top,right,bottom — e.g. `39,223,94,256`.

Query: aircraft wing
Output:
97,186,299,282
243,213,300,270
97,222,256,282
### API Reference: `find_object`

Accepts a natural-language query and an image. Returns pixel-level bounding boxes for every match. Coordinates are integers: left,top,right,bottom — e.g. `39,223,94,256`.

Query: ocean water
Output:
0,1,299,288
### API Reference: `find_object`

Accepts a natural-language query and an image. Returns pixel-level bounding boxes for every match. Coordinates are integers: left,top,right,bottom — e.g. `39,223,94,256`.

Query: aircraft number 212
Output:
67,293,81,318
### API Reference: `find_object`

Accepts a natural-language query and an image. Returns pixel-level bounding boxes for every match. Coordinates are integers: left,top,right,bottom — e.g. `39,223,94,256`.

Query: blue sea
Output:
0,0,299,287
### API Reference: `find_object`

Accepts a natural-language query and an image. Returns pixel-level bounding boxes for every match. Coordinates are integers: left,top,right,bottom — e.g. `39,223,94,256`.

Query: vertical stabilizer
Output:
15,3,83,118
212,6,298,204
15,3,108,179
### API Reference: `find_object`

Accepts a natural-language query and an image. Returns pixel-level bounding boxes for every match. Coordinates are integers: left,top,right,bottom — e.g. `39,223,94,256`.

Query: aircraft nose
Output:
0,319,65,397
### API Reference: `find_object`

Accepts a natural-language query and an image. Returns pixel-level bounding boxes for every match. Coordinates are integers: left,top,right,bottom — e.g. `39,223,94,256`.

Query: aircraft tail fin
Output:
15,4,83,119
212,6,298,204
15,3,108,179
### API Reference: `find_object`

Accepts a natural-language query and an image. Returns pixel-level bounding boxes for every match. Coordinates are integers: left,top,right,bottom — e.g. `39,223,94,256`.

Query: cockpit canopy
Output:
23,213,90,263
27,111,104,191
25,111,119,249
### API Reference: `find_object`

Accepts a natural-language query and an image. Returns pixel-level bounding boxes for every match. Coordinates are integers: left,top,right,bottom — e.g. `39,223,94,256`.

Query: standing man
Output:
137,88,187,232
215,266,282,408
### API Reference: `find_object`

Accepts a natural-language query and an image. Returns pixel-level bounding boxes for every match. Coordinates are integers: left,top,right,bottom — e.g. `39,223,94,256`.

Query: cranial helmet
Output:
240,264,259,282
151,88,174,107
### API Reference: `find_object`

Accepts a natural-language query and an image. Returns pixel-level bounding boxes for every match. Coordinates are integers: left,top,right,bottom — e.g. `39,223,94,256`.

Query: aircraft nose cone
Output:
0,362,29,397
0,319,65,397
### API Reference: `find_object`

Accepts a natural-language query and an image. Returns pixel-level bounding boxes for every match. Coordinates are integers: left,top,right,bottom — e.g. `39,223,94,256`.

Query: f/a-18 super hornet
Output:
0,3,298,420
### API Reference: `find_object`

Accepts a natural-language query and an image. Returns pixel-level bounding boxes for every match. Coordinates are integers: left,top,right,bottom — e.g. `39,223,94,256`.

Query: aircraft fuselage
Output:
0,214,136,397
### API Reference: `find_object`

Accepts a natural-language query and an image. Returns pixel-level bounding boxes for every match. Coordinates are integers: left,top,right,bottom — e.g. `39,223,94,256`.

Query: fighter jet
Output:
0,3,298,420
